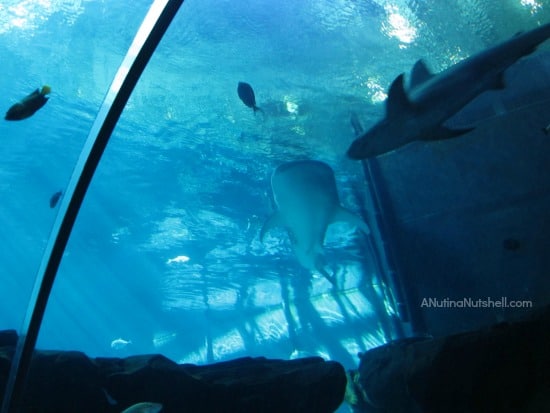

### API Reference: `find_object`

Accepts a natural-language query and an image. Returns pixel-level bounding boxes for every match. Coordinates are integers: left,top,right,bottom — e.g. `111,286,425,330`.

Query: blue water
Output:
0,0,548,401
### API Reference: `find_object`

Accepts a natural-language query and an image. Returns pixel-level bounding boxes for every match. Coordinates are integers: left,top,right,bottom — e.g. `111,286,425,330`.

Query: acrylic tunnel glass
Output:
0,1,154,340
35,0,397,370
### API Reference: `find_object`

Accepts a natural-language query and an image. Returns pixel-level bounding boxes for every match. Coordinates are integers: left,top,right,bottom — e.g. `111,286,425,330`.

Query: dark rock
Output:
0,340,346,413
350,305,550,413
0,330,18,347
23,351,105,412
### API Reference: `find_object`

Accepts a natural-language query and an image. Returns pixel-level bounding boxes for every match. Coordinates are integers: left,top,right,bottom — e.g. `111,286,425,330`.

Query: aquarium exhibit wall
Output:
1,0,549,411
373,49,550,335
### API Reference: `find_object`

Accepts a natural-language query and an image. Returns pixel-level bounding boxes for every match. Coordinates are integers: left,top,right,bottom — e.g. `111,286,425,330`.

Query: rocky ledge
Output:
347,305,550,413
0,333,346,413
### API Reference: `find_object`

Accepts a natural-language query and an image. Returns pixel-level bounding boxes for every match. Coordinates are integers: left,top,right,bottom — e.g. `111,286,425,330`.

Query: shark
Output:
347,23,550,159
260,160,369,282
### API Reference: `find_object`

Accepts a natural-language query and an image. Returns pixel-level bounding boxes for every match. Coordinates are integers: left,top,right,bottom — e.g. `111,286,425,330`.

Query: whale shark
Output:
347,23,550,159
260,160,369,281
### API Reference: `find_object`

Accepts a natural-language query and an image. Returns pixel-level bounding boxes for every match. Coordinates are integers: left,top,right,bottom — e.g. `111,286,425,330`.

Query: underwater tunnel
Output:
0,0,549,412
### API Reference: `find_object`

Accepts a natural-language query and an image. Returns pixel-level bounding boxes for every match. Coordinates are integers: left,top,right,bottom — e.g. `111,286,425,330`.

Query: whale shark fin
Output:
410,59,433,88
260,212,283,242
386,74,411,118
332,207,370,235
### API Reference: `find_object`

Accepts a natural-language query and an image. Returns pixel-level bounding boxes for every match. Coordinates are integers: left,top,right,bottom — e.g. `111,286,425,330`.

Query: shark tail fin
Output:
260,212,282,242
333,206,370,235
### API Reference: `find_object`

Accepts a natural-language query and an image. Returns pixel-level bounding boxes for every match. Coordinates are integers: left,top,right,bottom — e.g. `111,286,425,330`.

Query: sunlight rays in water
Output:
166,271,387,367
253,310,290,344
381,3,418,46
519,0,543,14
0,0,84,34
175,309,386,367
125,168,391,367
213,328,246,359
311,290,375,327
364,77,388,105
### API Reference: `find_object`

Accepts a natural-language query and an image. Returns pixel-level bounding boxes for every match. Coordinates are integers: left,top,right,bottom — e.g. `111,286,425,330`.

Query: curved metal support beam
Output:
1,1,184,411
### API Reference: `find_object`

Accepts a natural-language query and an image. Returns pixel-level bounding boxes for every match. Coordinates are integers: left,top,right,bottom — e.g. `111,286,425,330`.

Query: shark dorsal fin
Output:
386,74,410,118
410,59,432,88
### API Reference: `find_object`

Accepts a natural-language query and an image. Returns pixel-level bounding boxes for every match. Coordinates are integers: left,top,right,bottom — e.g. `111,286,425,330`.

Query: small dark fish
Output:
543,123,550,135
237,82,261,113
5,85,51,121
49,190,62,208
